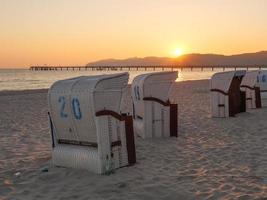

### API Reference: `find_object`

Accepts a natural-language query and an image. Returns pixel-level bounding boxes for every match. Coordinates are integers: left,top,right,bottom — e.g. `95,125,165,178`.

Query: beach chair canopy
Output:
131,71,178,138
48,73,136,174
240,70,259,89
211,71,246,94
48,73,128,143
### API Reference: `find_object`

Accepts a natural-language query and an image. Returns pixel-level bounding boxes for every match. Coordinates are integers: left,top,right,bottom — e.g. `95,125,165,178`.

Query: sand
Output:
0,80,267,200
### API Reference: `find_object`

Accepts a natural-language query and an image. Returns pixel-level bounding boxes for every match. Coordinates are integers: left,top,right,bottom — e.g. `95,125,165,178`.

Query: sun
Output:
174,48,183,57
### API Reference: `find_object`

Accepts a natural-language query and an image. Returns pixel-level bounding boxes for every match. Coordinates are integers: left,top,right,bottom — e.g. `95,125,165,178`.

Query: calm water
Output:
0,68,233,91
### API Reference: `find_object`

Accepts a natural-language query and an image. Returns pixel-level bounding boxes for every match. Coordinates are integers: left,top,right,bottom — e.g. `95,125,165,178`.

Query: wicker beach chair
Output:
131,71,178,139
256,70,267,107
47,73,136,174
240,70,267,108
240,70,262,109
210,70,246,117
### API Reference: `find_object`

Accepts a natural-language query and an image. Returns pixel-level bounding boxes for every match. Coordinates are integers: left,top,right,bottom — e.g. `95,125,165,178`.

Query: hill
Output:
87,51,267,66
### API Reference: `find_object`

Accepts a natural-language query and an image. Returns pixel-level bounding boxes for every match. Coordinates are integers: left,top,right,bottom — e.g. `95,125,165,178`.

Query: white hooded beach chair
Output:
47,73,136,174
131,71,178,139
210,71,246,117
256,70,267,107
240,70,262,109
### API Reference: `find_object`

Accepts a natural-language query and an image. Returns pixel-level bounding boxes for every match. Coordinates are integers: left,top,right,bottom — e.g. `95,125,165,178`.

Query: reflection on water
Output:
0,68,234,91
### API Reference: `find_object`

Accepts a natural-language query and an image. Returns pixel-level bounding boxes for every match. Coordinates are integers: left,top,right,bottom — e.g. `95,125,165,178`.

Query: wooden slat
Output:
143,97,170,106
210,89,229,96
95,110,124,121
58,139,122,148
255,87,262,108
240,85,256,90
58,139,98,148
124,116,136,165
170,104,178,137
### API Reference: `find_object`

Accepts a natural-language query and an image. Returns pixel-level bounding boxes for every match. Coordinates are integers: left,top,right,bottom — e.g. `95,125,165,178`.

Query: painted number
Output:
134,86,141,100
58,96,68,118
137,86,140,100
72,98,82,120
262,75,266,82
58,96,82,120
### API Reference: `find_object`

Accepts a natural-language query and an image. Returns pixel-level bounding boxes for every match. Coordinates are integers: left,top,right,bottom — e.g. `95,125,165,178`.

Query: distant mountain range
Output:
87,51,267,66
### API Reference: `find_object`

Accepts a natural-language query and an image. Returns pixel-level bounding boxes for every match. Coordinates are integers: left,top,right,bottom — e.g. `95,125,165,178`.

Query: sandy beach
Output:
1,80,267,200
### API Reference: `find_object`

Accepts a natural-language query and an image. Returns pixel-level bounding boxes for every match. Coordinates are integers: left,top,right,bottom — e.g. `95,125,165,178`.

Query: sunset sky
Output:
1,0,267,67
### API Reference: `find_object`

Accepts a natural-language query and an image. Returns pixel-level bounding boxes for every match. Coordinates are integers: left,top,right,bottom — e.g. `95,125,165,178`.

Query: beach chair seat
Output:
48,73,136,174
131,71,178,139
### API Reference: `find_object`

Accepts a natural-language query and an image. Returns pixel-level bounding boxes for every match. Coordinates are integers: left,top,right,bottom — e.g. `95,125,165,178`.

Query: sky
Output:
1,0,267,67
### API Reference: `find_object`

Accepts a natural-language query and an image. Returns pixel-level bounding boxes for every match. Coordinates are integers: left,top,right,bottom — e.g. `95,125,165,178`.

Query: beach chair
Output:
256,70,267,107
210,70,246,117
131,71,178,139
47,73,136,174
240,70,262,109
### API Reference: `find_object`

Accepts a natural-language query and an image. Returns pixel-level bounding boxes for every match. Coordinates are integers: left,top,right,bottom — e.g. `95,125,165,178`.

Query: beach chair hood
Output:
211,71,245,93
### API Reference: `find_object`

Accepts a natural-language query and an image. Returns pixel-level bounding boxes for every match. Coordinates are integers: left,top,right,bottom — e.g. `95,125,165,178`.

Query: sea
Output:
0,68,236,91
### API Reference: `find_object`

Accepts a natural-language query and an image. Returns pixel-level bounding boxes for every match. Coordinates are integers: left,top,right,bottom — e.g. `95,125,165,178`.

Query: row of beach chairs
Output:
211,70,267,117
47,70,267,174
47,71,178,174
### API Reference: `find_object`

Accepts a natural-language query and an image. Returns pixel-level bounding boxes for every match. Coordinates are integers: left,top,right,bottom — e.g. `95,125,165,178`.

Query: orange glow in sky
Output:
0,0,267,67
173,48,183,57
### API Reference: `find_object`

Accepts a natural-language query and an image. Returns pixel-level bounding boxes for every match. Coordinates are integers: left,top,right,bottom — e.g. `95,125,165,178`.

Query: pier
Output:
29,65,267,71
